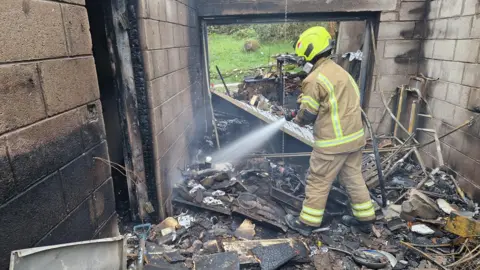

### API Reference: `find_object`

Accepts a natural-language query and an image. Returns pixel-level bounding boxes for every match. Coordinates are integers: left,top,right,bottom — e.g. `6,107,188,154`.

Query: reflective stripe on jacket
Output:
296,58,365,154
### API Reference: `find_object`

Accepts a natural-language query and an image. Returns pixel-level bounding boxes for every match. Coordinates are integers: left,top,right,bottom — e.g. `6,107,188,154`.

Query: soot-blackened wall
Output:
0,0,118,268
137,0,205,218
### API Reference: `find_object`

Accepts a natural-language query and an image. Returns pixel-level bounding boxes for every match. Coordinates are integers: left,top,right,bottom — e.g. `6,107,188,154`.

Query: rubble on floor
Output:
126,104,479,269
125,149,479,269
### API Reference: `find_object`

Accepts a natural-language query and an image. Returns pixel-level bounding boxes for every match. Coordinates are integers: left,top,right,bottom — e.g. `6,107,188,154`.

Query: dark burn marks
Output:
396,1,430,64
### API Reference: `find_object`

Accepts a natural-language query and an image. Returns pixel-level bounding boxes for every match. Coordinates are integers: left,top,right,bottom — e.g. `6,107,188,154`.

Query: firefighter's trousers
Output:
299,149,375,227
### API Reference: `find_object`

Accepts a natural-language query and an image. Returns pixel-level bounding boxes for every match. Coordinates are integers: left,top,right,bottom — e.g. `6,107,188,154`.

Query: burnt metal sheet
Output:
270,185,349,216
251,243,296,270
223,239,308,265
194,252,240,270
223,239,292,265
211,90,314,147
9,236,126,270
172,197,232,215
270,186,303,212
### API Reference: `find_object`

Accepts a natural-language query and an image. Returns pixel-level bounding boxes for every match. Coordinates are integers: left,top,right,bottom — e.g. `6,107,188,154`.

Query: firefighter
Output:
285,26,375,236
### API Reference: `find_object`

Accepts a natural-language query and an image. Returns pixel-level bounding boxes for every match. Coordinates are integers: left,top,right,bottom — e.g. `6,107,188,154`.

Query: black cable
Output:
361,109,387,207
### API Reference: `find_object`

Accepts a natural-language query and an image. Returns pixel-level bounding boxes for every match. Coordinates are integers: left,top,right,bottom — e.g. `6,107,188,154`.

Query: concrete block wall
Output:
138,0,203,217
364,0,480,200
336,21,366,70
367,0,425,134
416,0,480,200
0,0,117,268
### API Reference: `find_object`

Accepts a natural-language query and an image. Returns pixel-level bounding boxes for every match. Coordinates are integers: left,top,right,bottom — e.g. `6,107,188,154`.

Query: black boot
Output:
341,215,372,234
285,214,316,236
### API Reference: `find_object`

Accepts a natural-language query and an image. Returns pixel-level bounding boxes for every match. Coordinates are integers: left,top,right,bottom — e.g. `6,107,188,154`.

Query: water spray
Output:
211,118,287,163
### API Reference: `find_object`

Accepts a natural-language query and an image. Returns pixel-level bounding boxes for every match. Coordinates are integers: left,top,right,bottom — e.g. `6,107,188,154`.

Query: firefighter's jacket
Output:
295,57,365,154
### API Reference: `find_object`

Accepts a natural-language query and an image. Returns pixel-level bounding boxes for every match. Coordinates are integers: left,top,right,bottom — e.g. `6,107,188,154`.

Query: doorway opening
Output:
203,14,376,109
203,14,376,161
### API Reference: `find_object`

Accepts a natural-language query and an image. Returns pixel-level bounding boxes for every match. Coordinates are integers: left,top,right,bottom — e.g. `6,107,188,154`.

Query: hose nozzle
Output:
285,110,297,122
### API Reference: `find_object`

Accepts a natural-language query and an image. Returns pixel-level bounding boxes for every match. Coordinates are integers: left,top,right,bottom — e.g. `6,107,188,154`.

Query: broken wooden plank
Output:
110,0,151,221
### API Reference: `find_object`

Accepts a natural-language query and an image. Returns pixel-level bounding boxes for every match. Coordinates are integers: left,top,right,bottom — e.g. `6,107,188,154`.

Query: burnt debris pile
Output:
126,67,480,270
126,140,479,269
233,71,305,109
216,55,307,114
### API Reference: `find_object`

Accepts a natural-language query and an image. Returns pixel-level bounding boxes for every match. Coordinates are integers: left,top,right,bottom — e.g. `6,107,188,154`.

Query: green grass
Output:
208,34,293,84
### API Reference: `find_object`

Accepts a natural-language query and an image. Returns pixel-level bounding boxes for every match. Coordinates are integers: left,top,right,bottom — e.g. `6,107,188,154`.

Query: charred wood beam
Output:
108,0,150,221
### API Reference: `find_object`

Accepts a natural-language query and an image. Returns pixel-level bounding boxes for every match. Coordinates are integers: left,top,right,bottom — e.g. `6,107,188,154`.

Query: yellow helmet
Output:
294,26,333,62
